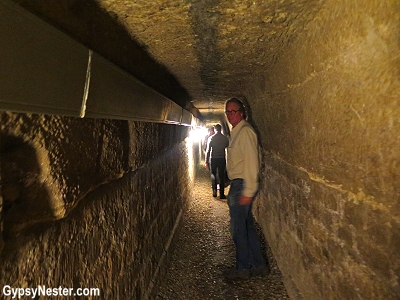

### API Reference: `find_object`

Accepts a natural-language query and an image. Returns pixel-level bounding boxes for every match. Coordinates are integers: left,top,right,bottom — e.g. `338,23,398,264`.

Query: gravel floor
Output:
154,166,290,300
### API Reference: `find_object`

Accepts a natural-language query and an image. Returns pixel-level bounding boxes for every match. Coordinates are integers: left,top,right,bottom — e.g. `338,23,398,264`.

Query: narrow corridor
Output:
154,166,290,299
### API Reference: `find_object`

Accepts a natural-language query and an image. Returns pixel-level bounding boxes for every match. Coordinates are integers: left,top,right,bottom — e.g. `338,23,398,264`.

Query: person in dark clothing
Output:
205,124,229,199
203,126,215,153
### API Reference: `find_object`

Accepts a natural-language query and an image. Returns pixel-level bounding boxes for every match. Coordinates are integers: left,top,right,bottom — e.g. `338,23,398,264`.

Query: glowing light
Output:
189,126,207,143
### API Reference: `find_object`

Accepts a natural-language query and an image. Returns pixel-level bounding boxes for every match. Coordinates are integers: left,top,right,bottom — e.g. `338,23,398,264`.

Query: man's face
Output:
225,102,243,127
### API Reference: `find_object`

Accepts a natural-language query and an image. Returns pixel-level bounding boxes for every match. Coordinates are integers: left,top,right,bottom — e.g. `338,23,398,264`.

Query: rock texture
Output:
0,112,192,299
248,1,400,298
11,0,323,121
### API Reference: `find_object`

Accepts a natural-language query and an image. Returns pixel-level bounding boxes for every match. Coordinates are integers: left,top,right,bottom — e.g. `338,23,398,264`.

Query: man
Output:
205,124,229,199
203,126,215,153
223,97,270,280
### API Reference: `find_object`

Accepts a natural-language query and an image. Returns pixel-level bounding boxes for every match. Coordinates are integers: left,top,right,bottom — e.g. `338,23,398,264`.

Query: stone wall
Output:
0,112,193,299
246,0,400,299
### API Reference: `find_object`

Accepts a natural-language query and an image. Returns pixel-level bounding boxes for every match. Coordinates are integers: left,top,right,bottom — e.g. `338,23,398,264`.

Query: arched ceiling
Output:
13,0,323,124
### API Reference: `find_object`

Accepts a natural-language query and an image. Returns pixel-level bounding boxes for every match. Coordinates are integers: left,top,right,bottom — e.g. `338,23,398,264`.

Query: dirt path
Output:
155,167,290,300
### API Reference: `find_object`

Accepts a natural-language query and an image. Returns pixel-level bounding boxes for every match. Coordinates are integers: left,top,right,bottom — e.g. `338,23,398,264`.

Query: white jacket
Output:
226,119,260,197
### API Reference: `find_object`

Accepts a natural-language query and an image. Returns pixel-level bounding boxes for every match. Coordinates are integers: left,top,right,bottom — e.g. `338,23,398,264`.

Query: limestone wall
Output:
247,1,400,299
0,112,192,299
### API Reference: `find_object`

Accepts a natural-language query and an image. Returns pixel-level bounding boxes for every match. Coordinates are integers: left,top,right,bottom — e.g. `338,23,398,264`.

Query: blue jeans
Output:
228,179,266,270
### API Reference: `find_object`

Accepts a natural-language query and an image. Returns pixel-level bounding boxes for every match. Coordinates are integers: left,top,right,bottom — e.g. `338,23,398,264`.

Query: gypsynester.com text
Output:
2,285,100,299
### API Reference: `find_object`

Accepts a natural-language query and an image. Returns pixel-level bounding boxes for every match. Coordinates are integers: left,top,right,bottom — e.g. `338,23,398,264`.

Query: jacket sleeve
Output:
240,127,260,197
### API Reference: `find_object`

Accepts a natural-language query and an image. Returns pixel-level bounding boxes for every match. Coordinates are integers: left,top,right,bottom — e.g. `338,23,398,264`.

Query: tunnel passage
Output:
1,0,400,299
154,166,290,299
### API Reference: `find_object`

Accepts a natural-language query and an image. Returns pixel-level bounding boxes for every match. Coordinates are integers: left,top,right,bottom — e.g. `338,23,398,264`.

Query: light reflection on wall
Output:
186,136,195,184
186,126,207,183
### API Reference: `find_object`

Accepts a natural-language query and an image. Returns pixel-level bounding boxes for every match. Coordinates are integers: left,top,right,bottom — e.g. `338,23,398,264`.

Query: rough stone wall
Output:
246,1,400,299
0,112,192,299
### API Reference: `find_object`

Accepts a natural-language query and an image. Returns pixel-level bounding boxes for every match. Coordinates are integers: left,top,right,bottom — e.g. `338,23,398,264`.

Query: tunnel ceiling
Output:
13,0,323,124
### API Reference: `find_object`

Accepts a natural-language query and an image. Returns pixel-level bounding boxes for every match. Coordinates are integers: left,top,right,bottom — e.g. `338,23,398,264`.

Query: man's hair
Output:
225,97,246,119
214,124,222,132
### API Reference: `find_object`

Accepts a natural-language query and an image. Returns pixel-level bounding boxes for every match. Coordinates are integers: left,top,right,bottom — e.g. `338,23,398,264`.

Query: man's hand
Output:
205,162,209,169
239,195,253,205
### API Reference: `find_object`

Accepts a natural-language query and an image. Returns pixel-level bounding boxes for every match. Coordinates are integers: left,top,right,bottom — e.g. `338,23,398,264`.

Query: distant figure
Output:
203,126,215,153
205,124,229,199
223,97,270,280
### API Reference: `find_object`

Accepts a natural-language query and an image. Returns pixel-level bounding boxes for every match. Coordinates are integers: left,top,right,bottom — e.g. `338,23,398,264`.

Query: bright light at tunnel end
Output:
189,126,208,143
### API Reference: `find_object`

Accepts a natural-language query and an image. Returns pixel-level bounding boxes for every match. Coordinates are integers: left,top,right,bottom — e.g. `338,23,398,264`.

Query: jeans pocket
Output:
228,179,243,206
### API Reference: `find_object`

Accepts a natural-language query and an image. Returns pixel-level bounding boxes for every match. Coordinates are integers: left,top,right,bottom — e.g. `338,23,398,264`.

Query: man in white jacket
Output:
223,97,270,280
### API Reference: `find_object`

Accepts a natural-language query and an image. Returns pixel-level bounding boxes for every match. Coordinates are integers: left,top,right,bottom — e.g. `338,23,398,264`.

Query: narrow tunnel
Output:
1,1,400,299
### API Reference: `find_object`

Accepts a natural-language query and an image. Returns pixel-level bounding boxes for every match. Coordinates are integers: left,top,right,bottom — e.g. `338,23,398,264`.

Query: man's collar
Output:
232,119,246,131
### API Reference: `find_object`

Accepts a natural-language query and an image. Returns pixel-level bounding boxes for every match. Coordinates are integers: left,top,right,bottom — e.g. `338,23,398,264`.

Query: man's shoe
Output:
223,267,250,280
220,194,226,199
212,188,217,197
250,265,271,277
